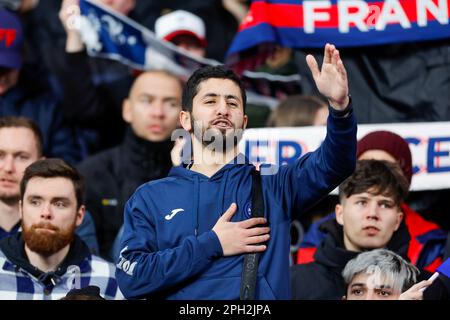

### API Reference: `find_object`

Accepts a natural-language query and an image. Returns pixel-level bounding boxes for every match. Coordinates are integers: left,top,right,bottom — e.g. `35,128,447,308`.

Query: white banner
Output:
239,122,450,191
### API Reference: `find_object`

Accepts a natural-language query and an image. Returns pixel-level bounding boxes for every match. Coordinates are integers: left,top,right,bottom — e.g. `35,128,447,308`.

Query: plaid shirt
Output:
0,235,123,300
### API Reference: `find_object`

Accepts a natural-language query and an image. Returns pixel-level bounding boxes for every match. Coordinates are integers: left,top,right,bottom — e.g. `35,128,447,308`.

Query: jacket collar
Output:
314,218,411,272
123,127,173,161
0,221,21,240
121,127,173,176
0,233,91,287
170,153,251,181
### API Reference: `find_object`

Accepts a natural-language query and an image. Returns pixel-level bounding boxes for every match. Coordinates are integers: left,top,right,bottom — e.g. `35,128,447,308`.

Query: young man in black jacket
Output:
291,160,413,299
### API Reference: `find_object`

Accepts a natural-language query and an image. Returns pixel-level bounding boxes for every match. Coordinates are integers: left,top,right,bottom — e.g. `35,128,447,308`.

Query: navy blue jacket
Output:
0,84,80,164
116,108,357,300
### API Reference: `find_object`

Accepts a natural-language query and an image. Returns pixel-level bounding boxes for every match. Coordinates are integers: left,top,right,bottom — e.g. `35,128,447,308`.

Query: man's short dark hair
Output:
339,160,409,207
0,116,43,156
20,159,85,209
182,65,247,113
267,95,327,127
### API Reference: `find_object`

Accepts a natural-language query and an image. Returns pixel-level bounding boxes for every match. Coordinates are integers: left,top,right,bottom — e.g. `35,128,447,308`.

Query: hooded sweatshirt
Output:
290,219,411,300
116,108,357,300
78,127,174,258
296,205,447,272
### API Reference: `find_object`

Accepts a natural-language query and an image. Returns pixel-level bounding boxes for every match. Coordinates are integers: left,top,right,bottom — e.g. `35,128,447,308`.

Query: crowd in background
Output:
0,0,449,300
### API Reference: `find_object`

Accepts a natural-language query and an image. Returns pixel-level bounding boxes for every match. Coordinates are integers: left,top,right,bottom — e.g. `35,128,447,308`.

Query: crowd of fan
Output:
0,0,448,300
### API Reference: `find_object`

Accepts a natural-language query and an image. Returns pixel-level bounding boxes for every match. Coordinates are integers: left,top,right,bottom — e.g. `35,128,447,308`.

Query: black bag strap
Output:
240,169,265,300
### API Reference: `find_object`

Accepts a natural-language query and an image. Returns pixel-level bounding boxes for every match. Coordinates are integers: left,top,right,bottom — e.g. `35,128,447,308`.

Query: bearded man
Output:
116,44,357,300
0,159,122,299
0,116,99,253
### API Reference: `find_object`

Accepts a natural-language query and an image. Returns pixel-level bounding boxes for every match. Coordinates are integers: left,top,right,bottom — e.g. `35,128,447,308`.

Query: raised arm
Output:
306,43,350,110
59,0,84,54
265,44,356,218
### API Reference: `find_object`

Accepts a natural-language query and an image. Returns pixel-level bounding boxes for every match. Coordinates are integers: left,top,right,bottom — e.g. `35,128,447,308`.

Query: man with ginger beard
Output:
0,116,99,254
0,159,122,299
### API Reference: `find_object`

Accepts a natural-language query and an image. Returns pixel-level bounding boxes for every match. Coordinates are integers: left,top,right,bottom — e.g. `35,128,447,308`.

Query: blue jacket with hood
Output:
116,108,357,300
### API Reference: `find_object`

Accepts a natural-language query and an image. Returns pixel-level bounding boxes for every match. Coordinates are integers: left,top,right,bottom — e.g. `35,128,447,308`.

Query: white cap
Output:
155,10,207,47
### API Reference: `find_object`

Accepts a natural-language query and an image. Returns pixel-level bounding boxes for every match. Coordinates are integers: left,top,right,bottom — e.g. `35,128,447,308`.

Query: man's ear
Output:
335,203,344,226
393,207,404,231
75,205,86,227
122,99,132,124
180,111,192,132
243,114,248,130
19,200,23,220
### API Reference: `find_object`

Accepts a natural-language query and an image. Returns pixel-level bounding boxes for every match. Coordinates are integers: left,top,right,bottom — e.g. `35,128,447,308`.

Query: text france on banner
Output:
226,0,450,65
240,122,450,191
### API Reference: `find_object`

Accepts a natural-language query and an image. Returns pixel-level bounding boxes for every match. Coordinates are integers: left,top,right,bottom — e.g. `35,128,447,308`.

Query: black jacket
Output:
424,276,450,300
294,40,450,123
78,128,173,259
53,51,133,154
290,219,411,300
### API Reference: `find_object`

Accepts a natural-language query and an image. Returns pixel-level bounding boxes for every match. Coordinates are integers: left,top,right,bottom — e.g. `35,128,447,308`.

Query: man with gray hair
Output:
342,248,432,300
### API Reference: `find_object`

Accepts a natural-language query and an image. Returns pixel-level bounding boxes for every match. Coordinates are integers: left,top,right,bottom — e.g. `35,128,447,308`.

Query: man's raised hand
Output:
306,43,349,110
